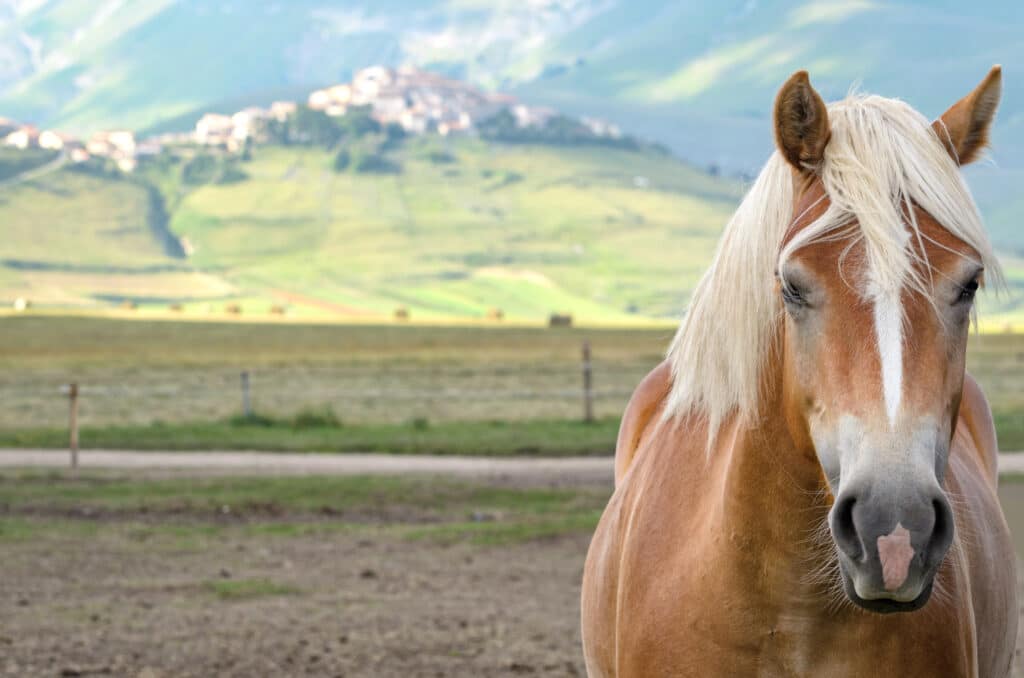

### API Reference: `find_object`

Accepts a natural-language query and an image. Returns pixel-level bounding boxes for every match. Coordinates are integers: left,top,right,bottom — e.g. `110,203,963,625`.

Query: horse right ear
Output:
774,71,830,173
932,65,1002,165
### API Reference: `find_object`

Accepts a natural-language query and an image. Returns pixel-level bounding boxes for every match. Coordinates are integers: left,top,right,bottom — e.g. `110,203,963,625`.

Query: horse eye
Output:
956,279,979,305
781,283,808,307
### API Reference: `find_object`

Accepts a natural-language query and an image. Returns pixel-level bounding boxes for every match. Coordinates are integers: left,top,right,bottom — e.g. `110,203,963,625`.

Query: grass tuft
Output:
204,578,300,600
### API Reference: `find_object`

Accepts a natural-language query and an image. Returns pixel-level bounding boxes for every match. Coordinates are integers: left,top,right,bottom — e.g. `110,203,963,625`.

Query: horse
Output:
581,67,1017,677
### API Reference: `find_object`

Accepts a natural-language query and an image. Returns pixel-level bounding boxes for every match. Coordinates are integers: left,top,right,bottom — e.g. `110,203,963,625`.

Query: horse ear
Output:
774,70,830,172
932,65,1002,165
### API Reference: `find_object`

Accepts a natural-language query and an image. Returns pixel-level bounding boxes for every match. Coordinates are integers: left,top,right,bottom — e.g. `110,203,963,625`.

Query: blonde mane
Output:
665,93,1002,438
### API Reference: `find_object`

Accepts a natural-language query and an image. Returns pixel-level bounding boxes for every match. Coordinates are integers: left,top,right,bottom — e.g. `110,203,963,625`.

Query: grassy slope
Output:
0,138,741,321
0,167,234,306
168,139,739,321
1,137,1021,323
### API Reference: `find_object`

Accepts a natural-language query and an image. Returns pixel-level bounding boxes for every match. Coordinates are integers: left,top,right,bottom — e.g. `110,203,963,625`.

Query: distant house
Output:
86,137,114,157
582,116,621,138
116,156,138,173
352,66,394,102
87,130,136,157
512,105,556,129
231,107,268,142
438,111,472,136
4,126,39,149
308,84,351,114
195,113,234,145
308,89,331,111
135,139,163,156
269,101,297,122
39,130,79,151
107,130,136,156
69,148,90,163
400,110,429,134
86,130,138,171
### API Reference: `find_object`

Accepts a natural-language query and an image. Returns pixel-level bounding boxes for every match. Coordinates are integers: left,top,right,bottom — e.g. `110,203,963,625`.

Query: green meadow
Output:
2,316,1023,451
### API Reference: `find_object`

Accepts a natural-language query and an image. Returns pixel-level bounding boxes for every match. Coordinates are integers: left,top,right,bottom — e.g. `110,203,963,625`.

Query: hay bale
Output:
486,308,504,321
119,300,138,310
394,307,410,321
548,313,573,328
270,304,287,315
225,303,242,315
12,298,30,312
168,303,184,312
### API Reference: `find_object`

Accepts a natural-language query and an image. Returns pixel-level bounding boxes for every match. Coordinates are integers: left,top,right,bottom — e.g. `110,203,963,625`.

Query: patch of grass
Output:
0,516,100,541
0,472,610,547
0,417,620,456
204,578,300,600
0,472,609,517
404,510,603,545
995,411,1024,451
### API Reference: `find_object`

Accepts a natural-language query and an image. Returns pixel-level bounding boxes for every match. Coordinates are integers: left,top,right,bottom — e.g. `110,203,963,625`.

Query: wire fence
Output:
0,343,655,447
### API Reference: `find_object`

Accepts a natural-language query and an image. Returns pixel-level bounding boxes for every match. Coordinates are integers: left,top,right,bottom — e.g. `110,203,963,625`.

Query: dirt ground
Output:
0,523,590,677
2,473,1023,677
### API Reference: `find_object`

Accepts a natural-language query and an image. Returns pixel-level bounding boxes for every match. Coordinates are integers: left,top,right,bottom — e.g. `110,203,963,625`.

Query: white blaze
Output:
873,290,903,425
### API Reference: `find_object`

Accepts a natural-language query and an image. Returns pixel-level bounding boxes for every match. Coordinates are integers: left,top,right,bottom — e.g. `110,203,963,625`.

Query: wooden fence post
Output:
582,341,594,423
240,371,252,418
68,383,79,470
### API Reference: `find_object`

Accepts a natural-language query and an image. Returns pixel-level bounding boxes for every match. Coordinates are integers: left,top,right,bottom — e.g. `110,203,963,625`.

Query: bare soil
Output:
0,522,590,677
2,473,1022,677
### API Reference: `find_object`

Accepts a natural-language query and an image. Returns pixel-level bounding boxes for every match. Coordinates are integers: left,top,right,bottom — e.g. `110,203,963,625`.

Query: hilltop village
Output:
0,66,624,173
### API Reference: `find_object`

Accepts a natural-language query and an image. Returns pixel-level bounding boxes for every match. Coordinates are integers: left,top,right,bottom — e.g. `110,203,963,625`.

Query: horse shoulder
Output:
614,360,672,485
956,372,999,485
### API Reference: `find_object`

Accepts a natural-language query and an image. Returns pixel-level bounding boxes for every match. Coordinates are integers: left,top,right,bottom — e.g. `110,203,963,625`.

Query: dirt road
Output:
0,449,614,484
2,448,1022,483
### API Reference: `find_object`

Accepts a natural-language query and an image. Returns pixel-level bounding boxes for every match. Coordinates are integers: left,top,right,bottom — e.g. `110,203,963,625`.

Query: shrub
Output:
333,149,351,172
351,150,400,174
291,406,342,429
182,153,218,185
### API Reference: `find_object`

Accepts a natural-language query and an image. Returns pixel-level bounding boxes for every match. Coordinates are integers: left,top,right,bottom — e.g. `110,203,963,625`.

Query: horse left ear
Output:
932,66,1002,165
774,70,830,173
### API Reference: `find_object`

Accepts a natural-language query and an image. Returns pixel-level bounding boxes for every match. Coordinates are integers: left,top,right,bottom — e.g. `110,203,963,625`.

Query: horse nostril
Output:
926,497,955,568
831,494,862,560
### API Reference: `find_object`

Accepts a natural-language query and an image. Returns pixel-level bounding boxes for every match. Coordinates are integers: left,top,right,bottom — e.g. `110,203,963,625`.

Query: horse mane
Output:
665,93,1003,440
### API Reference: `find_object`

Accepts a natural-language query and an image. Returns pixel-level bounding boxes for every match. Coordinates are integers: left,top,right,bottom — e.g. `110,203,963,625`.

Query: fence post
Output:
240,371,252,418
582,341,594,423
68,383,79,471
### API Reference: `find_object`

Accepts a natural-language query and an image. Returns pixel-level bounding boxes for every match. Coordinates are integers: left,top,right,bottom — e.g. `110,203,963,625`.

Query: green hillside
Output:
1,134,1023,323
0,138,742,321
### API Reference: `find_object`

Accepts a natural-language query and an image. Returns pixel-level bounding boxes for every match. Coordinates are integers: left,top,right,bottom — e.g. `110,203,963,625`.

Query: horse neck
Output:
712,350,833,562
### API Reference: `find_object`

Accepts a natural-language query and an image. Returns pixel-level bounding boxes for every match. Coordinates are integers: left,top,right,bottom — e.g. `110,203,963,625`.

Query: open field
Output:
1,469,1023,677
2,315,1024,450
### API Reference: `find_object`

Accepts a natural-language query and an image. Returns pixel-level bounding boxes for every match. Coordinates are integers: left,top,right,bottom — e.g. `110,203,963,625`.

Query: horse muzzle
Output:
829,482,954,613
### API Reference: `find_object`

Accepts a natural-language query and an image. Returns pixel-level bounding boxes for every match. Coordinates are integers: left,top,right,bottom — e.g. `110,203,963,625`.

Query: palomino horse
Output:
581,68,1017,677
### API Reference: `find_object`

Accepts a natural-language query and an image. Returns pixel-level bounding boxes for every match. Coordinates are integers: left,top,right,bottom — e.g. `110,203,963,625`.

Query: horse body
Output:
583,366,1013,677
581,68,1017,677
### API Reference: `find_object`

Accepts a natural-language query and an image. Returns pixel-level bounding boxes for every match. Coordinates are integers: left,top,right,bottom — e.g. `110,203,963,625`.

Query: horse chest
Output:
609,506,976,678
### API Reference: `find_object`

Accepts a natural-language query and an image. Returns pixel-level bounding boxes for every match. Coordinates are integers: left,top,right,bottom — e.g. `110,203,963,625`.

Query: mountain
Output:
0,1,1021,249
0,1,1022,323
1,2,1020,165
